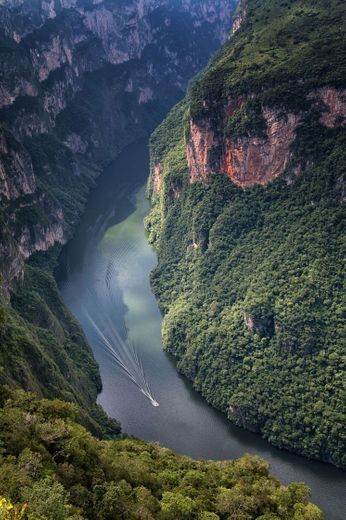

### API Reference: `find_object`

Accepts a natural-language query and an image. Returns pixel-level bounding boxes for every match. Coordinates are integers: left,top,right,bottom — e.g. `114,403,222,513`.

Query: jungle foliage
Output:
0,265,120,438
189,0,346,118
0,387,322,520
146,0,346,467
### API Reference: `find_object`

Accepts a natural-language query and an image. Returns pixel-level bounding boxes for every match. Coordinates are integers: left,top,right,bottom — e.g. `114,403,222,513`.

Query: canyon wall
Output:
186,88,346,188
147,0,346,466
0,0,236,426
0,0,235,298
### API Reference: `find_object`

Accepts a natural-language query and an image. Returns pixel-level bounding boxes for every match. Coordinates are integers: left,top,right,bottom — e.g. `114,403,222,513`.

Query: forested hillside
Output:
0,387,322,520
146,0,346,467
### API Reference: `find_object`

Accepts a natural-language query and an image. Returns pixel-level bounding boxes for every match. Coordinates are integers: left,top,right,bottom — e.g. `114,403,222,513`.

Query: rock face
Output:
187,119,218,182
309,87,346,128
220,108,301,187
186,88,346,188
0,0,234,111
232,0,247,33
152,163,163,193
0,0,235,296
0,128,36,199
187,106,301,187
244,311,275,338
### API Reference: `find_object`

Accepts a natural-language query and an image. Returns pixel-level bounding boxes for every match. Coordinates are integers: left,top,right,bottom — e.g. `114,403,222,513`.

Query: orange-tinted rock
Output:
187,105,301,188
187,120,217,182
186,88,345,189
152,162,163,194
224,96,246,118
221,108,301,187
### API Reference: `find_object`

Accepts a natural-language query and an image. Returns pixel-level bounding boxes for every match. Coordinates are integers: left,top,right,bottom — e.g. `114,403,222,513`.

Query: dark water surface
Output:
59,140,346,520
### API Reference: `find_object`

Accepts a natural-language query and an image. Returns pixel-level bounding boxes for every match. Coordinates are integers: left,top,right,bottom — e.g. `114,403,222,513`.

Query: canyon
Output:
0,0,345,517
0,0,235,431
0,0,234,299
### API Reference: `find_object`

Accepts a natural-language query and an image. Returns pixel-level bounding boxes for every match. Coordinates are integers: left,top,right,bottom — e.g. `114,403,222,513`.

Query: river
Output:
58,139,346,520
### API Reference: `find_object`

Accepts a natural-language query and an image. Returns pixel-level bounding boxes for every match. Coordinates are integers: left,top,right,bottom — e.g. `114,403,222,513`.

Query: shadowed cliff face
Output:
0,0,235,296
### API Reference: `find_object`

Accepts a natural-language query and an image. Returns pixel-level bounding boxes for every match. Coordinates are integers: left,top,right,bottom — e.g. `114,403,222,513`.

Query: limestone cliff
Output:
186,88,346,188
0,0,236,426
0,0,235,296
231,0,247,33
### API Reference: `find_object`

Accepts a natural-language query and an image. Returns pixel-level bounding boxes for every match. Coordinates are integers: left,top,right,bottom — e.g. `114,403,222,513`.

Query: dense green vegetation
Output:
0,387,322,519
146,0,346,467
0,265,120,438
189,0,346,118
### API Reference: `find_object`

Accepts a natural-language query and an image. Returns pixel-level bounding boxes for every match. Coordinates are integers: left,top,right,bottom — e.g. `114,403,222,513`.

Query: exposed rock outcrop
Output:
232,0,247,33
0,0,234,295
18,209,65,259
221,108,301,187
244,311,275,338
187,106,301,187
186,87,346,189
187,119,218,182
309,87,346,128
152,162,163,194
0,128,36,199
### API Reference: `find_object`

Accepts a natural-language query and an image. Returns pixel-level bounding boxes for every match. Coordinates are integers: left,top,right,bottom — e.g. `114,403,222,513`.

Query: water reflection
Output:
59,140,346,520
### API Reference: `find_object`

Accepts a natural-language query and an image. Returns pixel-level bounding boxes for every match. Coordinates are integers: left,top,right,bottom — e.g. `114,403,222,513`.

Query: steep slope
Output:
0,0,235,429
146,0,346,467
0,387,322,520
0,0,234,295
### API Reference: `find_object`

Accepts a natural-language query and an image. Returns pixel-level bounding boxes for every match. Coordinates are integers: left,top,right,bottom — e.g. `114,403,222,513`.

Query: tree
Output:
0,496,26,520
22,477,68,520
160,492,195,520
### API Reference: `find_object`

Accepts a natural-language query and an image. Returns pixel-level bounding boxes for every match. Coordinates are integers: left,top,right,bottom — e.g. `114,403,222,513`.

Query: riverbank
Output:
59,140,346,520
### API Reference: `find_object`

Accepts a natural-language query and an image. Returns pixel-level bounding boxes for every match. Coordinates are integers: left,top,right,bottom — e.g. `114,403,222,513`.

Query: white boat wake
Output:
75,240,159,408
